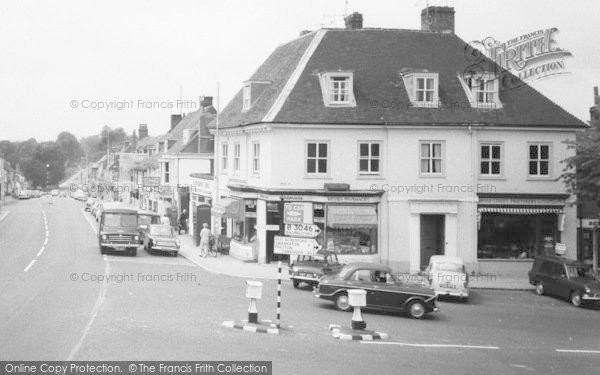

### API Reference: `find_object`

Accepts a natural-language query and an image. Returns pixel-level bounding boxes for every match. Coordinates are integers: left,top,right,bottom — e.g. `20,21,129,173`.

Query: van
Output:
98,204,139,256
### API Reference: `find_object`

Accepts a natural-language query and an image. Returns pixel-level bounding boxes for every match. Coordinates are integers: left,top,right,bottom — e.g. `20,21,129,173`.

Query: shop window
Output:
325,205,378,255
233,200,257,244
478,214,557,259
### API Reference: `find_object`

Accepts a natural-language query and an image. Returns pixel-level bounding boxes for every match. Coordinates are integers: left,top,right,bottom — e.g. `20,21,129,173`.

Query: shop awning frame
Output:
478,207,563,215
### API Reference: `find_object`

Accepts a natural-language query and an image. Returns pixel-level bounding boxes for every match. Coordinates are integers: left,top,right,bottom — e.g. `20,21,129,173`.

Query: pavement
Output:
176,233,533,290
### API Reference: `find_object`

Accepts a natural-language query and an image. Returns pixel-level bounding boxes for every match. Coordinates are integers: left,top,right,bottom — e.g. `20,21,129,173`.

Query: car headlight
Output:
101,234,107,240
175,239,181,247
134,235,139,242
585,286,591,294
292,266,298,272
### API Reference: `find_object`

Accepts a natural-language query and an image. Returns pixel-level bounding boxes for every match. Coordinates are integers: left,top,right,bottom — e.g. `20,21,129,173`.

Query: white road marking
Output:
67,259,109,360
37,246,45,257
43,237,48,246
0,210,11,222
361,342,500,350
81,208,98,234
556,349,600,354
24,260,37,272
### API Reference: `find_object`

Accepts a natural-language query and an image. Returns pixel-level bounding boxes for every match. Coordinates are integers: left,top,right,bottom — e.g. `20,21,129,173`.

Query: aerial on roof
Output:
212,27,585,129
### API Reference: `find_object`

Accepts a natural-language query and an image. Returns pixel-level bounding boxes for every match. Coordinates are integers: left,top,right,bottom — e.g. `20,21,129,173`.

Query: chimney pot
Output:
421,6,455,34
138,124,148,140
201,96,213,108
344,12,363,30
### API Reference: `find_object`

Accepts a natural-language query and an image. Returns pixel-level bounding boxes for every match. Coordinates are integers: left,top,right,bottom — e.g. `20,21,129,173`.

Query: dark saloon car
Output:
143,224,180,256
314,262,439,319
529,255,600,307
289,250,343,289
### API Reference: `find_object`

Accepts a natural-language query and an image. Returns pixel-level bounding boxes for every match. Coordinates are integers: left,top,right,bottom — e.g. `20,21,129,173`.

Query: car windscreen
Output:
150,226,174,237
104,213,138,227
435,262,463,273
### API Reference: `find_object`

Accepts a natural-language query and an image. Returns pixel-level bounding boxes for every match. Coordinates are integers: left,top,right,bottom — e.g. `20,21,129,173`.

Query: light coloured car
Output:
423,255,469,301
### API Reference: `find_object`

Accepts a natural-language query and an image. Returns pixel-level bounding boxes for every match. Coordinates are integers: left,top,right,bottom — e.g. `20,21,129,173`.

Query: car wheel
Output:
100,247,105,255
131,248,137,257
292,279,300,288
334,293,351,312
406,300,426,319
570,291,582,307
535,281,545,296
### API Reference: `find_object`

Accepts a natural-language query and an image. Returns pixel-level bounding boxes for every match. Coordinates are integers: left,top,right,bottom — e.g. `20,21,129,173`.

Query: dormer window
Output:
242,84,251,111
319,72,356,107
401,72,439,108
459,73,502,108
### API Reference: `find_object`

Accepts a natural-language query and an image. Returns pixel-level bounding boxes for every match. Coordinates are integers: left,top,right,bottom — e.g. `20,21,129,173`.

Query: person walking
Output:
178,209,188,234
199,223,211,257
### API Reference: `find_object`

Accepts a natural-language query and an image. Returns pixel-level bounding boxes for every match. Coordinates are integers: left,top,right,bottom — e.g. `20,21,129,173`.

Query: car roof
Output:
138,209,160,216
342,262,392,272
149,224,173,229
537,255,590,267
429,255,464,265
103,208,138,214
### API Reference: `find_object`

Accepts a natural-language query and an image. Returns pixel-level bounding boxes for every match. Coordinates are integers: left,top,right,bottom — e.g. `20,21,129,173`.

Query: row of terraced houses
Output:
101,6,590,276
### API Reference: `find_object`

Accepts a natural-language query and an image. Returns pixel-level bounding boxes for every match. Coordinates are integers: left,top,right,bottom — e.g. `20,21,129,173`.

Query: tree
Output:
56,131,84,163
561,122,600,201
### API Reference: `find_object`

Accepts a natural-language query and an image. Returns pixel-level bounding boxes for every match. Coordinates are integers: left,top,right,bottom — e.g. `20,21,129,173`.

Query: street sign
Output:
274,236,321,256
284,223,321,238
284,202,313,224
143,176,160,187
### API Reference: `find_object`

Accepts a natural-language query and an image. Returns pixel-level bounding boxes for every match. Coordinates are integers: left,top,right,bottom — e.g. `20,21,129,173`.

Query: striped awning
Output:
478,207,563,215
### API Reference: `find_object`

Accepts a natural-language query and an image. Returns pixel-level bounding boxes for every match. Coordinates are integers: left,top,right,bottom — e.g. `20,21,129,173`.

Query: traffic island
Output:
329,289,388,341
222,319,280,335
329,324,388,341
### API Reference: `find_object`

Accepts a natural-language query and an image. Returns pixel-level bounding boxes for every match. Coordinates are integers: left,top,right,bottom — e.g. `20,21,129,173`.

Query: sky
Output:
1,0,599,142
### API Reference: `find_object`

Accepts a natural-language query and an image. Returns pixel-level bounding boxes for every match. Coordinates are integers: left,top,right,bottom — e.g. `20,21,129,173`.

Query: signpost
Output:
284,223,321,238
284,202,313,224
273,235,321,256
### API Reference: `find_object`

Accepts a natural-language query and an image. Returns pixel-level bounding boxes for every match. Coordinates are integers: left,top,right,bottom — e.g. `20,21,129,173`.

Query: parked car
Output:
529,255,600,307
51,189,58,197
18,191,30,199
142,224,180,256
84,198,95,211
314,262,439,319
422,255,469,300
137,210,162,244
290,250,343,288
91,200,102,218
98,205,139,256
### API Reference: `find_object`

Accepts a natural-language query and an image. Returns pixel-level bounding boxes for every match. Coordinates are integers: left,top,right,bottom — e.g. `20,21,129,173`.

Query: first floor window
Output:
233,143,241,173
529,144,550,176
221,143,228,172
252,142,260,173
359,142,380,174
307,142,328,174
163,162,170,183
420,142,443,174
480,144,501,176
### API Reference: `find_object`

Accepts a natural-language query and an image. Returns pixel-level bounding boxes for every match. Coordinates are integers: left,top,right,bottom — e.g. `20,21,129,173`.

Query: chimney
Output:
299,30,312,36
421,6,455,34
200,96,213,108
138,124,148,140
170,114,183,131
344,12,363,30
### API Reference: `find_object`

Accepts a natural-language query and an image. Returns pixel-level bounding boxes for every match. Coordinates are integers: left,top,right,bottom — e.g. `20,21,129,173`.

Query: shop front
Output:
225,186,383,264
189,174,213,236
477,193,571,276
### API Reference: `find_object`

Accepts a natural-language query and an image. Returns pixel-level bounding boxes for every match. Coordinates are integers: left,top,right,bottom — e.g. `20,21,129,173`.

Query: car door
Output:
553,264,572,299
372,272,405,311
348,269,378,307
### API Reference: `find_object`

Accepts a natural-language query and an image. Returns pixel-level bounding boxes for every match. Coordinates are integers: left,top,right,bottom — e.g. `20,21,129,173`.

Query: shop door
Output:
420,215,445,269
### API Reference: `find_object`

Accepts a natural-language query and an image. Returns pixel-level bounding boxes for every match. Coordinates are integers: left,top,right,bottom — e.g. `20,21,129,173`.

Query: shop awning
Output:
211,198,244,219
327,205,378,229
478,207,563,214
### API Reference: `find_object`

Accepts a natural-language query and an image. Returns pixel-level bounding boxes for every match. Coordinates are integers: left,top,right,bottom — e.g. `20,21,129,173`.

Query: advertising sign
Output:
283,202,313,224
273,236,321,256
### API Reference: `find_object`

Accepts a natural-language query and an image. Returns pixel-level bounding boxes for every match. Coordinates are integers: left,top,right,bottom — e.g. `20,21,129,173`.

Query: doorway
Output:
420,214,445,269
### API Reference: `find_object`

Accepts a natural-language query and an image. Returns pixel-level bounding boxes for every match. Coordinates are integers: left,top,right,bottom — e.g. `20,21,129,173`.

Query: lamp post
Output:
46,164,50,189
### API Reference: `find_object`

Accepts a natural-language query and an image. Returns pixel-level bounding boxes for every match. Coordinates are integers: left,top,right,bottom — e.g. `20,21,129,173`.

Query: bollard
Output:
246,280,263,324
348,289,367,330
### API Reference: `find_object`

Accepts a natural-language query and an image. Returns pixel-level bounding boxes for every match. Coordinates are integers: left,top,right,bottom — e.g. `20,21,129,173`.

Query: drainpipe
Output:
468,125,477,274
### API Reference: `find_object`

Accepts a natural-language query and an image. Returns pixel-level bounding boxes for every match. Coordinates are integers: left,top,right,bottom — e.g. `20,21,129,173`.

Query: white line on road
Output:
67,259,109,360
37,246,45,257
361,342,500,350
556,349,600,354
43,237,48,246
81,208,98,234
0,210,10,223
24,260,37,272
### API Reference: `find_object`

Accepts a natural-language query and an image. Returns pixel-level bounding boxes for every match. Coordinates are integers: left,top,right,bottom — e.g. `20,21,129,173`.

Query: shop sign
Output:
284,202,313,224
479,197,564,206
274,236,322,256
281,195,305,201
285,223,321,238
579,219,600,228
327,196,369,202
143,177,160,187
554,243,567,255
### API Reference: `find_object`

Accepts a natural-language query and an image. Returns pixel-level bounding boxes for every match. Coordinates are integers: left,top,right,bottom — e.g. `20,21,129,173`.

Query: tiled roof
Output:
212,28,585,129
164,109,216,154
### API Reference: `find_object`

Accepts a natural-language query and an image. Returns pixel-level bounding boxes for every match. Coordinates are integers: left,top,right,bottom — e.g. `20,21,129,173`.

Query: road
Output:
0,197,599,374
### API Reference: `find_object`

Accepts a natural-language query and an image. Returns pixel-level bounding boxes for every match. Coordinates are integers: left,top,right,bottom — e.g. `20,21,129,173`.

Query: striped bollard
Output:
276,261,282,328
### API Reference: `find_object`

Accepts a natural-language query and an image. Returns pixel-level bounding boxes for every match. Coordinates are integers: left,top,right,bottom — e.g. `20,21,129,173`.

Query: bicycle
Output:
207,234,219,257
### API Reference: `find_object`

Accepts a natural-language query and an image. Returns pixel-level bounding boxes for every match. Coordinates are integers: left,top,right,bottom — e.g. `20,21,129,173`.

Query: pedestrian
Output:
178,209,188,234
199,223,211,257
161,214,170,226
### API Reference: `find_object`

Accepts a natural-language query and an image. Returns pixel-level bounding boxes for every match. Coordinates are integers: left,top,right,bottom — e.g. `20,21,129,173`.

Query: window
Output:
400,73,439,107
242,84,251,111
359,142,381,174
163,162,170,183
529,144,550,176
420,142,443,175
233,143,241,174
252,142,260,174
319,72,356,107
460,73,501,108
221,143,228,172
480,144,502,176
306,142,328,175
